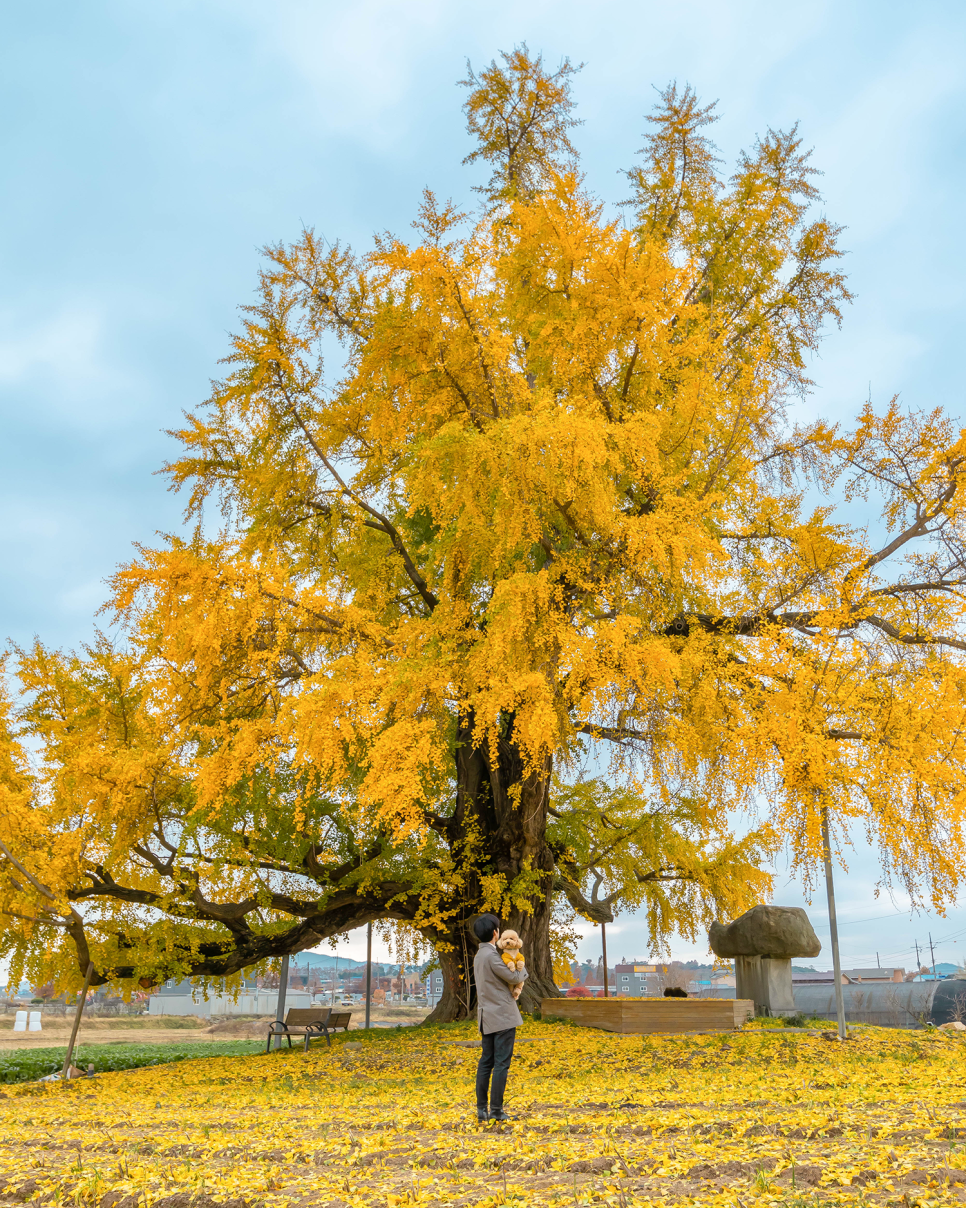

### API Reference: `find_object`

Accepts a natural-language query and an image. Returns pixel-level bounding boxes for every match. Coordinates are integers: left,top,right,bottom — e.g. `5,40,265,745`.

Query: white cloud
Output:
0,305,132,425
58,578,109,617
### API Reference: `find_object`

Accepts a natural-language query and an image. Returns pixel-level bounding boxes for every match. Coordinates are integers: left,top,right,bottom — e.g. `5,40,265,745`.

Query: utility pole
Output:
273,954,289,1051
929,933,938,981
821,808,848,1042
876,952,880,970
601,923,609,999
365,922,372,1030
914,939,922,977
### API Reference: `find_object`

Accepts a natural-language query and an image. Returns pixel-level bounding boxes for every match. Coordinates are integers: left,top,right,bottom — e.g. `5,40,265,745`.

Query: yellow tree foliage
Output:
3,51,966,1017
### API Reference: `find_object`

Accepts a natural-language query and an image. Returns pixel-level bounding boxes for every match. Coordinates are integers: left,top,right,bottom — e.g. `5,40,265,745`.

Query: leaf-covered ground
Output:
1,1019,965,1207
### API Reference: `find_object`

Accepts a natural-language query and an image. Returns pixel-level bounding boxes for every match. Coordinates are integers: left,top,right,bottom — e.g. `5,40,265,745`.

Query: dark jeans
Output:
476,1026,516,1111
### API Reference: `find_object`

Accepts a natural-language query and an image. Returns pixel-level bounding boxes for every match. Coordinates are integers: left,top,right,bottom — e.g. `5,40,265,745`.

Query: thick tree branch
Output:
554,871,615,923
0,840,58,902
0,909,69,929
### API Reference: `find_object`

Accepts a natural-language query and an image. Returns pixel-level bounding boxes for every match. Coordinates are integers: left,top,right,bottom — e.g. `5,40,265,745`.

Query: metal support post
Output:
273,953,289,1051
601,923,609,999
821,809,847,1041
365,922,372,1030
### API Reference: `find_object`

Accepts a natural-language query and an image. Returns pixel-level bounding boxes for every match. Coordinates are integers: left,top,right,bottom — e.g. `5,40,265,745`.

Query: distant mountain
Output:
290,953,424,975
291,953,367,970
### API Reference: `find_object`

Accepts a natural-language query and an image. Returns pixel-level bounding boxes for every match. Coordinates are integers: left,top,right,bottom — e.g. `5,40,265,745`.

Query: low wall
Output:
793,980,966,1028
540,997,754,1034
148,990,312,1017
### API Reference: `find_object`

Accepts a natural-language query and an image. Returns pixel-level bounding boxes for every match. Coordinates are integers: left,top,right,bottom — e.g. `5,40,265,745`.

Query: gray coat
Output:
474,942,527,1034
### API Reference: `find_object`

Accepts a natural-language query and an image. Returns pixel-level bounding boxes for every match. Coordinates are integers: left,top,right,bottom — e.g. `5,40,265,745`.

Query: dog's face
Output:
498,929,522,951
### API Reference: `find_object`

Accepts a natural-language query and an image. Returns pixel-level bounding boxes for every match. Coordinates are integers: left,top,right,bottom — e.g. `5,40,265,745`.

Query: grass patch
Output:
745,1013,829,1029
0,1038,262,1083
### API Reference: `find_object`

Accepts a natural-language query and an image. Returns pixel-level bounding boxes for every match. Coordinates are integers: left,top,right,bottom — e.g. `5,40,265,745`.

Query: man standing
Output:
472,913,527,1122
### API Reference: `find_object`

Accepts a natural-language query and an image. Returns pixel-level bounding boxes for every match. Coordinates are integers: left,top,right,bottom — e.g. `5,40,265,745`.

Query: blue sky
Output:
3,0,966,973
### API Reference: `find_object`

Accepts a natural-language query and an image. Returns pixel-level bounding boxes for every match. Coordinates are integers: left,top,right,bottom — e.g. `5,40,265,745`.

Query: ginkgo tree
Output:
0,636,771,1016
3,49,966,1020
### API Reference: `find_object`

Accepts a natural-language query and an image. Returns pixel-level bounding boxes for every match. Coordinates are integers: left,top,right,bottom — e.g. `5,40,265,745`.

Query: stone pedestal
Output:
735,956,797,1016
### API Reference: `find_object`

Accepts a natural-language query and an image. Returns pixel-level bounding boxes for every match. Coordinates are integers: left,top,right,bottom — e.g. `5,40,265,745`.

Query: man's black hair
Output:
472,913,501,943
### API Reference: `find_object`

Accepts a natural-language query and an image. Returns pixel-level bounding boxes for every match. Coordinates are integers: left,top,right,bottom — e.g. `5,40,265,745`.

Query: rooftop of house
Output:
791,967,907,984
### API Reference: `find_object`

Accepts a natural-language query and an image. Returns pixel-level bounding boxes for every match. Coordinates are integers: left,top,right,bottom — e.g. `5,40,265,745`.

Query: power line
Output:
834,910,913,927
799,907,915,928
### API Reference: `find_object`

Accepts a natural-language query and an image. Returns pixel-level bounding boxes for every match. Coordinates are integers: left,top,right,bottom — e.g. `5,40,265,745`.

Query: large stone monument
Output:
709,905,821,1017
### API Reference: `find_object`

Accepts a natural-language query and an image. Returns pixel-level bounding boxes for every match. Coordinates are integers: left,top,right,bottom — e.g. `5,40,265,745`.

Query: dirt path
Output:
0,1029,245,1050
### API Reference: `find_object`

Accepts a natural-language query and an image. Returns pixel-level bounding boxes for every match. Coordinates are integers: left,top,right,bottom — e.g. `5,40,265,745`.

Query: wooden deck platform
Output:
540,996,754,1034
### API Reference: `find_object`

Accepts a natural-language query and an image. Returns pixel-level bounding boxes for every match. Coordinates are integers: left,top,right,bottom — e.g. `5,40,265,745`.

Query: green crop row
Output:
0,1039,263,1084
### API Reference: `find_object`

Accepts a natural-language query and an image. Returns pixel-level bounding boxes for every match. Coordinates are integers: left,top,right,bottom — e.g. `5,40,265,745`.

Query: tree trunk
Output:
421,709,563,1023
507,887,559,1014
487,716,562,1014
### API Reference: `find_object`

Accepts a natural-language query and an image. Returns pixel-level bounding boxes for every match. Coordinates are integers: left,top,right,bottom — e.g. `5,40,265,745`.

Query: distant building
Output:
614,963,659,995
147,978,311,1017
791,967,905,986
844,967,905,984
425,972,445,1006
690,974,736,997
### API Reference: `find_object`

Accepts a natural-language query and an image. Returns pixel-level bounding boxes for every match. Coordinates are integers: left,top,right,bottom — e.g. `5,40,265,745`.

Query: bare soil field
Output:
0,1003,433,1050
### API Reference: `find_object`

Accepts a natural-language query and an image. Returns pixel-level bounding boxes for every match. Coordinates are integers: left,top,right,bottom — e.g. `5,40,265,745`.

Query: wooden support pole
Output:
62,962,94,1081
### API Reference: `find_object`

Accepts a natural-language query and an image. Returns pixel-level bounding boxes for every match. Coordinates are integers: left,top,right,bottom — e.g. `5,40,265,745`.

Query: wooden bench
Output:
326,1011,352,1037
265,1007,354,1053
266,1007,332,1052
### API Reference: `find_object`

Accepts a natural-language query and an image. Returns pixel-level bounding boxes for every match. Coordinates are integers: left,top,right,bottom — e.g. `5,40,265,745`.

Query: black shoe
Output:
489,1108,513,1122
476,1108,489,1122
